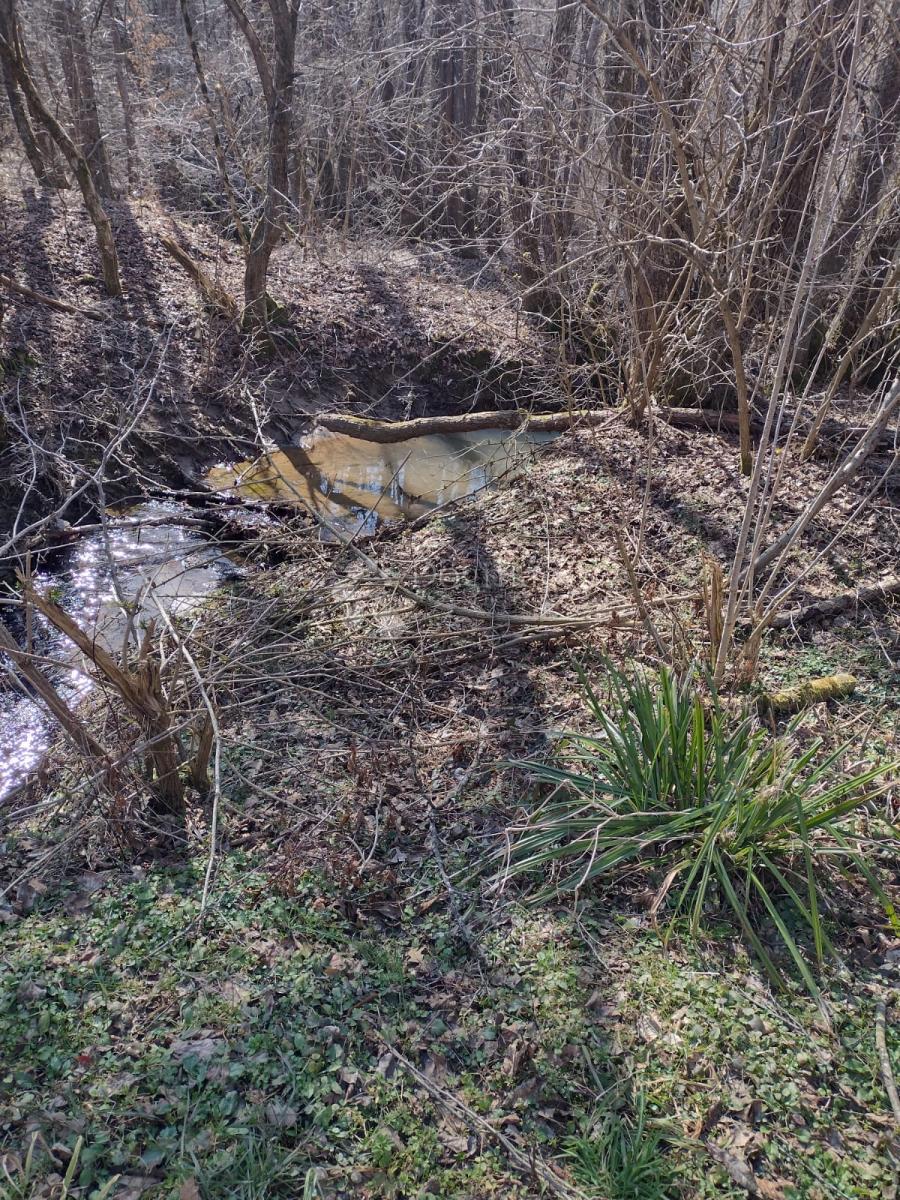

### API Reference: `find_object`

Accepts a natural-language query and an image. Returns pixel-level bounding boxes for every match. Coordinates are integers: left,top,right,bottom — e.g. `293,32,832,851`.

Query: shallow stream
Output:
0,505,232,801
206,426,555,538
0,426,550,799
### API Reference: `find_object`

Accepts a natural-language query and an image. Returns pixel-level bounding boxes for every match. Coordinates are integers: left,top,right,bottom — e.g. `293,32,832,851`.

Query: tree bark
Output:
108,0,137,193
178,0,248,245
819,42,900,291
52,0,115,197
1,47,49,179
222,0,298,326
765,0,853,269
0,1,66,185
0,2,122,295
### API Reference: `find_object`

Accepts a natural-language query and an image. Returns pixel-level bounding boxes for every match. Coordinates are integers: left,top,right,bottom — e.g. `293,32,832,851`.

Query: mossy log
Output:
759,673,857,717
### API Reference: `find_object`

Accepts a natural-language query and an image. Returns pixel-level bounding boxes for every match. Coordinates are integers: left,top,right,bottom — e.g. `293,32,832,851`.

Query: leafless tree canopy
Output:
0,0,895,357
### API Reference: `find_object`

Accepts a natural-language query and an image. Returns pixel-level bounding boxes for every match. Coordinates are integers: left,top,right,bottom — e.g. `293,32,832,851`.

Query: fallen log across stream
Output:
314,406,754,442
314,406,900,446
315,409,608,441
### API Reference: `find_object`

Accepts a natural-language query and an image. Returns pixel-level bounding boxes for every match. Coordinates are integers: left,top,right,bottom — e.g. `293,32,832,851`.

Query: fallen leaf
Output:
170,1035,224,1063
324,953,353,975
265,1101,298,1128
16,979,46,1002
375,1052,397,1078
218,978,251,1006
115,1176,158,1200
637,1012,662,1043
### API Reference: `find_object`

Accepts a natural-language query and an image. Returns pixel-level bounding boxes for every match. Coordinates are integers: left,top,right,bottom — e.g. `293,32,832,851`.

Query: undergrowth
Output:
500,662,898,999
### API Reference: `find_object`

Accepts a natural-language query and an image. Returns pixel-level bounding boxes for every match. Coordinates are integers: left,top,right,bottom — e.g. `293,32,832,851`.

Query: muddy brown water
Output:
206,426,556,538
0,428,552,799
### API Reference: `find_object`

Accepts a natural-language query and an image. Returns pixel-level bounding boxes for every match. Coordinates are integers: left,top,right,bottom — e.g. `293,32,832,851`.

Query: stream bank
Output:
1,198,899,1200
1,415,897,1199
0,426,554,799
0,195,570,542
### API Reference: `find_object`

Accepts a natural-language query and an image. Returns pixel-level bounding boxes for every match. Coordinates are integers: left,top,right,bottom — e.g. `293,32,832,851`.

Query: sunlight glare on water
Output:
0,505,233,801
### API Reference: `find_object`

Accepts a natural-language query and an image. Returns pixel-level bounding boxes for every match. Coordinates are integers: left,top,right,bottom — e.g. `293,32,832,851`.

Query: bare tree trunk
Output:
1,49,49,179
493,0,543,284
603,0,694,407
0,2,66,185
0,0,122,295
836,41,900,347
108,0,137,193
52,0,115,197
178,0,248,245
400,0,427,93
820,45,900,287
765,0,853,272
431,0,473,240
536,0,579,286
222,0,299,326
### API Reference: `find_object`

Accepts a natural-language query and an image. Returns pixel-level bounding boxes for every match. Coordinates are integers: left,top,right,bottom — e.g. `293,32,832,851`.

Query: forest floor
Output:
1,192,899,1199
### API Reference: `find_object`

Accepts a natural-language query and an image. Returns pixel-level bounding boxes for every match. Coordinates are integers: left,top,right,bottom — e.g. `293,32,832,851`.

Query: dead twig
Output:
158,234,238,320
770,574,900,630
0,271,105,320
369,1031,589,1200
418,749,487,965
0,623,111,765
876,998,900,1126
614,528,668,658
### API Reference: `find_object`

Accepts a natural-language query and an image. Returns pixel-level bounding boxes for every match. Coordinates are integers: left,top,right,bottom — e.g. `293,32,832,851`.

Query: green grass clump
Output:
500,662,897,998
565,1092,674,1200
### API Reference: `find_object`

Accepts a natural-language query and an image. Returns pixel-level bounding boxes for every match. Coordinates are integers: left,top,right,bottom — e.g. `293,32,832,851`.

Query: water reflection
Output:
0,504,235,801
206,427,555,538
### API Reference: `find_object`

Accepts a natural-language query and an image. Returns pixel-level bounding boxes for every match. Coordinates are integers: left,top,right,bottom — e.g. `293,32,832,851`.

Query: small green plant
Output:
0,1137,118,1200
564,1092,674,1200
189,1131,313,1199
499,662,897,997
